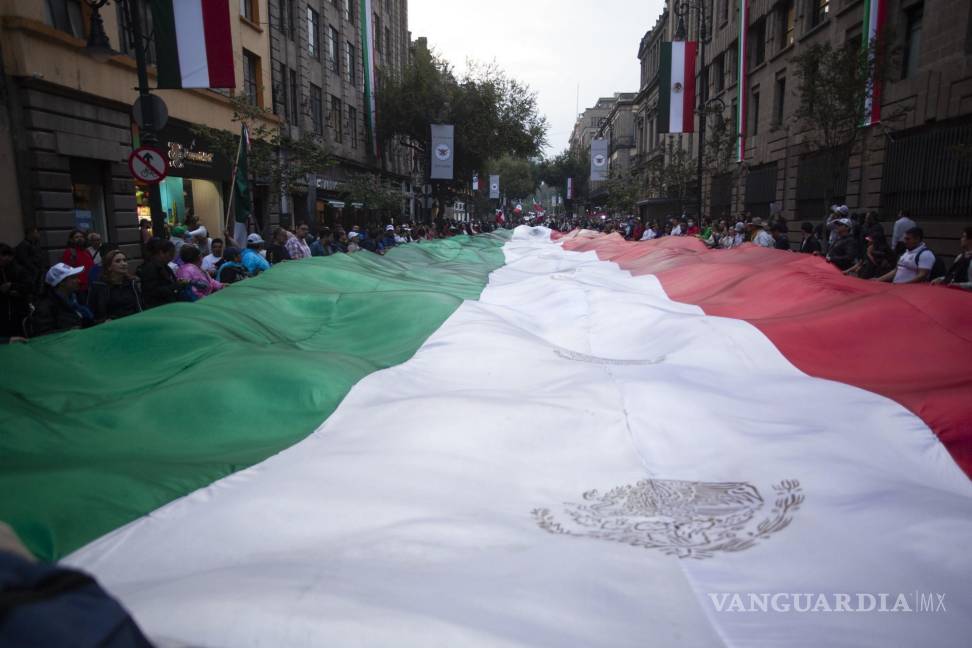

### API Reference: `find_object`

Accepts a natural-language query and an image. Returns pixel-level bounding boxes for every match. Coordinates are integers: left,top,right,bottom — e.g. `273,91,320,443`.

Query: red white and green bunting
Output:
150,0,235,89
736,0,749,161
658,41,697,134
862,0,888,125
360,0,379,159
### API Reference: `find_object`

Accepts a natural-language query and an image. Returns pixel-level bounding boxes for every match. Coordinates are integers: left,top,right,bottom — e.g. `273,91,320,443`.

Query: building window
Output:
46,0,84,38
779,0,795,50
344,0,355,24
810,0,829,28
773,76,785,124
281,0,295,39
902,3,923,79
276,62,287,118
349,105,358,148
242,49,261,106
307,7,320,59
331,96,343,142
751,88,760,136
117,0,157,64
310,84,323,134
240,0,256,22
385,26,391,62
726,42,736,85
345,41,356,85
328,25,340,73
750,18,766,67
374,13,382,51
713,52,725,92
718,0,729,24
289,69,300,125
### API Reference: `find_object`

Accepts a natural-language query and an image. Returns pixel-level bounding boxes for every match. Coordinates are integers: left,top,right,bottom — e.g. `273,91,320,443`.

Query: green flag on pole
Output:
232,124,252,244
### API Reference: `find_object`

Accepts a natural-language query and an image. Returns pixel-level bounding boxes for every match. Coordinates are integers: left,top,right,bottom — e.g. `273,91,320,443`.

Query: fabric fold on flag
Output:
0,232,510,561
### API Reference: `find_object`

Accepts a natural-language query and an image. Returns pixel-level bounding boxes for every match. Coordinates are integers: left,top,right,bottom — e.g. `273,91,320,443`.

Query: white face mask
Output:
259,250,267,259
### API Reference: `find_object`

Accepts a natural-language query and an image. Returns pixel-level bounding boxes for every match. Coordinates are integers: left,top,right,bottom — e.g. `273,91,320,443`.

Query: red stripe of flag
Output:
558,232,972,480
201,0,235,89
683,42,698,133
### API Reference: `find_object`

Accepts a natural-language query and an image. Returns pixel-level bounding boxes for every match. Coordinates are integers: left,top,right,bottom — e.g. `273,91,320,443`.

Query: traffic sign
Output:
128,147,168,184
132,95,169,130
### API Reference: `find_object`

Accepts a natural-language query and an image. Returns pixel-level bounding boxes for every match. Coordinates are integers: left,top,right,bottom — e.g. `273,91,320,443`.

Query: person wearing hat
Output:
169,225,189,255
379,224,397,250
845,233,894,279
27,263,94,336
748,218,775,247
242,233,271,276
825,218,860,271
347,230,362,253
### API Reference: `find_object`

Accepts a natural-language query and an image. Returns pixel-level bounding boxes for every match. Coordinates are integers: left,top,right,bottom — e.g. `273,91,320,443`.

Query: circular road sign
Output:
128,147,168,185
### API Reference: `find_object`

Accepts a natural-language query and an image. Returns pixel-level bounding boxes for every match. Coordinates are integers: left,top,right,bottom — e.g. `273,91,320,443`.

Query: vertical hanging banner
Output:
430,124,455,180
473,174,479,191
862,0,887,126
590,138,609,181
736,0,749,162
360,0,379,158
151,0,236,88
658,41,698,133
489,175,500,199
566,177,574,200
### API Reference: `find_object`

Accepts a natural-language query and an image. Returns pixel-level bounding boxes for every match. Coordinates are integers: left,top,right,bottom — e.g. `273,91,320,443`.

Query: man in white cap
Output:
891,210,917,255
826,218,860,270
28,263,93,336
242,233,270,276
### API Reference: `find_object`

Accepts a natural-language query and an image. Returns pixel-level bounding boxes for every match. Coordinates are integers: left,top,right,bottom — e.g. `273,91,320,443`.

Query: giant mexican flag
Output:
2,229,971,646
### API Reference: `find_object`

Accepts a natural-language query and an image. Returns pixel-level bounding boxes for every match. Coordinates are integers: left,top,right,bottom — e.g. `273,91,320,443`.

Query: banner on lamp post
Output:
430,124,455,180
472,174,479,191
590,139,608,181
489,175,500,199
567,177,574,200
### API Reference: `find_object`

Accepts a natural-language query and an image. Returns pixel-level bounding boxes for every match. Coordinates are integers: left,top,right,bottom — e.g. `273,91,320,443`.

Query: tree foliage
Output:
484,155,537,201
192,95,332,199
377,44,548,193
538,149,590,204
603,168,641,214
344,173,402,213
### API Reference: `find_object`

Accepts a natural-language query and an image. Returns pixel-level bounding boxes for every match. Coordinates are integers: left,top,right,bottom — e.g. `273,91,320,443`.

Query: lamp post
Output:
674,0,715,222
83,0,166,238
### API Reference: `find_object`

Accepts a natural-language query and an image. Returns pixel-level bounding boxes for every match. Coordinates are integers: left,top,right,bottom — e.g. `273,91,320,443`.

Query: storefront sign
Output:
154,121,231,181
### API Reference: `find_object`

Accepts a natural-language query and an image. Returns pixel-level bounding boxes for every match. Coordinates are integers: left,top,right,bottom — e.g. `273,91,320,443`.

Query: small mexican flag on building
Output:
151,0,235,89
658,41,697,134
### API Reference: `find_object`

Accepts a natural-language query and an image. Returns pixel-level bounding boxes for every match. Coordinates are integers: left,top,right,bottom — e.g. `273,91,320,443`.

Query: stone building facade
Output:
266,0,415,227
0,0,275,262
697,0,970,251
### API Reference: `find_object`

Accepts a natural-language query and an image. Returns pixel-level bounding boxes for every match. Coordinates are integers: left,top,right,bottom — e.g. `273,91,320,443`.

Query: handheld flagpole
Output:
224,130,245,239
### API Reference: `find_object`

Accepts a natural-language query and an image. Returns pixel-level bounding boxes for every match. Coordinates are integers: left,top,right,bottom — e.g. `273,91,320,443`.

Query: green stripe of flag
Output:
658,43,672,134
150,0,182,89
0,232,511,560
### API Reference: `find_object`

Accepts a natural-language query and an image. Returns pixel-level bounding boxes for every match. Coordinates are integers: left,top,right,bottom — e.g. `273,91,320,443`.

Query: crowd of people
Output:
3,207,968,343
0,217,500,342
544,207,972,291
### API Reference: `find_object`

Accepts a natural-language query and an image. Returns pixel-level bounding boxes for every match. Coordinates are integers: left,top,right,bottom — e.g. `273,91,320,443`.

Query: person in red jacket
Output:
60,229,94,299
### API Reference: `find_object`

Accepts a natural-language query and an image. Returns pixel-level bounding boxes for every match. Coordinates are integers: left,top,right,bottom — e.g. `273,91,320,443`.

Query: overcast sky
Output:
408,0,667,158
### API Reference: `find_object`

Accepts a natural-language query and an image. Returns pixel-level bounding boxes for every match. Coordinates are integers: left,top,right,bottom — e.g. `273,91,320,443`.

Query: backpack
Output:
915,248,946,282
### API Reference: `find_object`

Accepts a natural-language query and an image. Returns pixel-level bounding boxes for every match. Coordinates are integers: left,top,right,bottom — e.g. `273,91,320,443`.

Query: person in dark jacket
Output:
137,239,184,308
14,227,48,296
798,222,822,254
88,249,143,323
28,263,94,337
826,218,859,271
215,247,248,284
0,243,32,337
771,223,791,251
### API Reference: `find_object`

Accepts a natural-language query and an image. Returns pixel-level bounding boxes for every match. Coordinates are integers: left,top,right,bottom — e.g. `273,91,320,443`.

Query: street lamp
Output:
83,0,166,237
674,0,716,222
